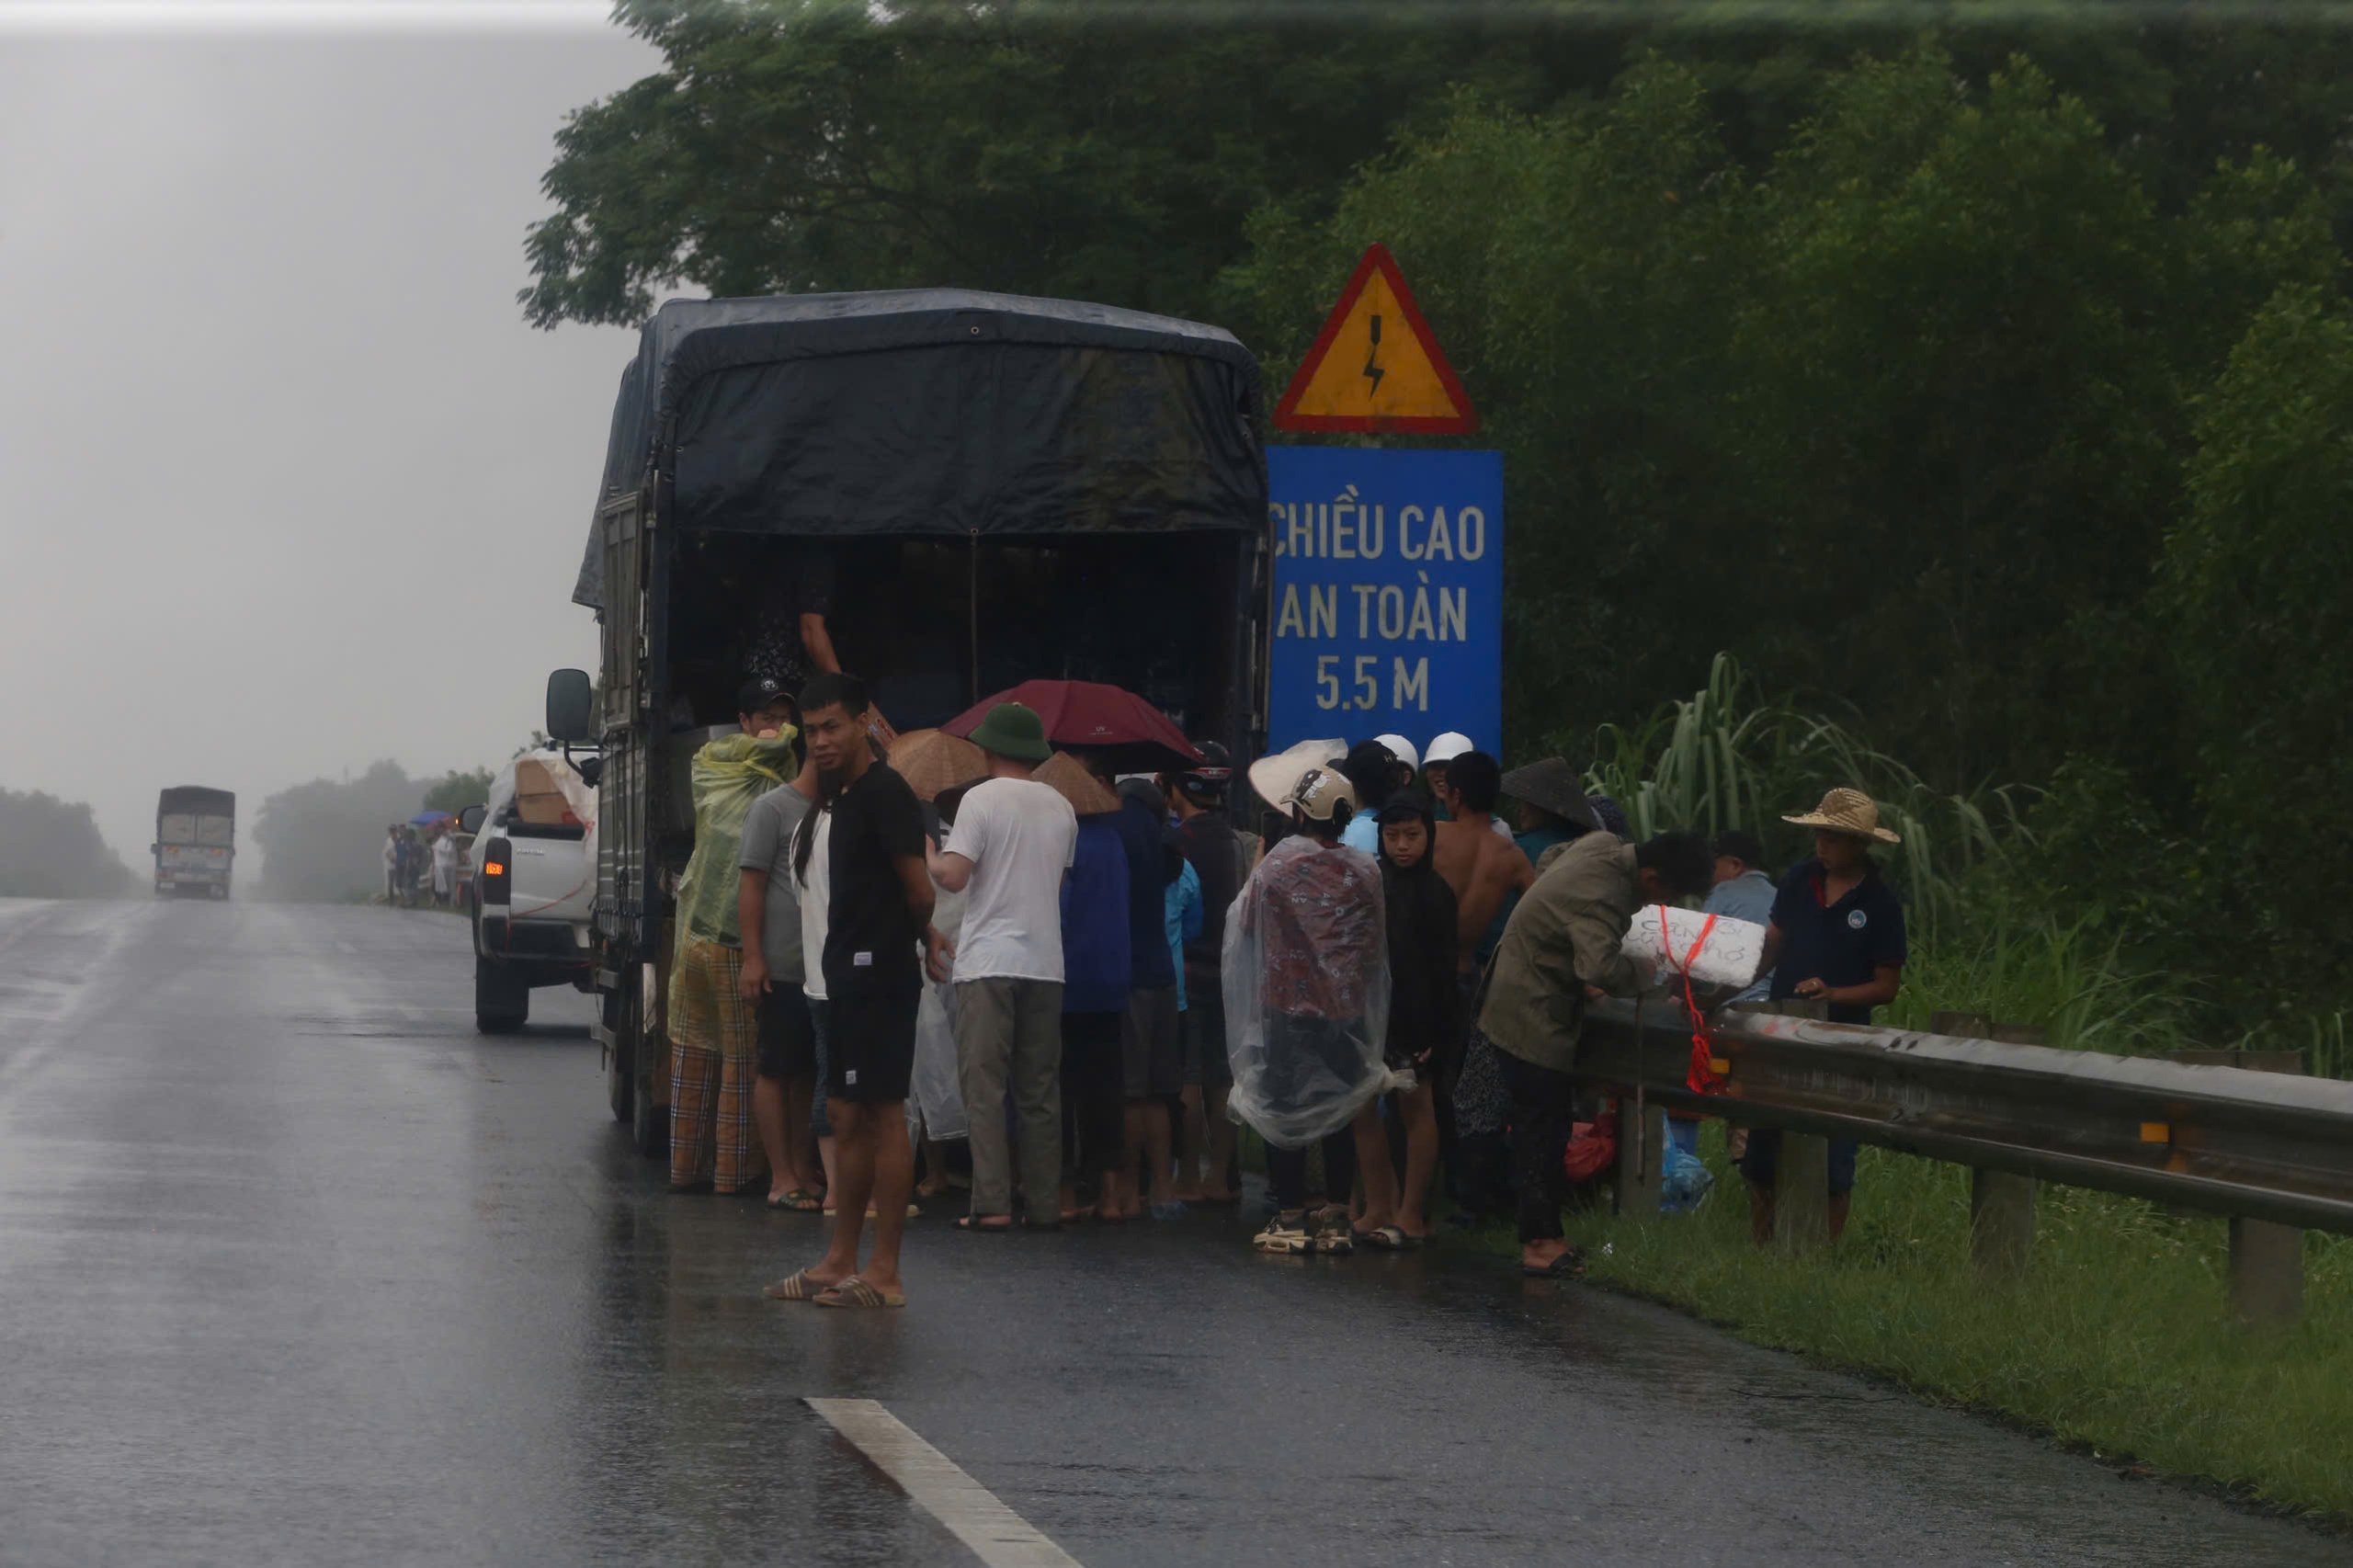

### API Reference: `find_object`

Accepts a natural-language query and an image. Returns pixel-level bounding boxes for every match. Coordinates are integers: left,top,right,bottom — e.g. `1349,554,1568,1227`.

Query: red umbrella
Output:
945,680,1205,774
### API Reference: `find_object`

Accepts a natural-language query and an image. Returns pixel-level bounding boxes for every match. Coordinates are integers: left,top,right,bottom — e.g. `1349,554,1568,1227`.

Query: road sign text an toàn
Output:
1272,243,1477,436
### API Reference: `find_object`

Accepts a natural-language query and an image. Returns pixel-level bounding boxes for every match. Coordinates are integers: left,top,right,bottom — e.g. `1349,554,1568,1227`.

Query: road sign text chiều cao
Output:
1267,447,1504,756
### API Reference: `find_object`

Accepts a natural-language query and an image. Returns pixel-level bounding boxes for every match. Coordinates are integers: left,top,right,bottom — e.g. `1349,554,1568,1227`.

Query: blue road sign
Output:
1267,447,1505,760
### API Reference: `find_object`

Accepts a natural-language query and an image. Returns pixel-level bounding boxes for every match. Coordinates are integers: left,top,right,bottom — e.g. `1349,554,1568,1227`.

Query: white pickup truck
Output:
462,751,597,1032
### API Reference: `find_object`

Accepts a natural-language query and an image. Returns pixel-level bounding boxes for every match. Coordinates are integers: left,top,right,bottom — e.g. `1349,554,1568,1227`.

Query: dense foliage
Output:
528,12,2353,1036
0,789,132,899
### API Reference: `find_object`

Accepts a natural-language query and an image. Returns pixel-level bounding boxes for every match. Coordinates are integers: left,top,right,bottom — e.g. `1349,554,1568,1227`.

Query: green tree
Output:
2162,284,2353,1013
0,789,132,899
421,767,494,816
522,0,1626,330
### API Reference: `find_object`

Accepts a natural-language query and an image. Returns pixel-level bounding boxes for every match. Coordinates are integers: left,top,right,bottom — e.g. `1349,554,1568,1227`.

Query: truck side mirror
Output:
575,756,604,790
458,805,486,835
546,668,595,745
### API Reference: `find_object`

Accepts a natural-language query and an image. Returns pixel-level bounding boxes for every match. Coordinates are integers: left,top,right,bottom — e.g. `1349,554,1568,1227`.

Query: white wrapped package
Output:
1622,903,1767,991
1220,835,1392,1149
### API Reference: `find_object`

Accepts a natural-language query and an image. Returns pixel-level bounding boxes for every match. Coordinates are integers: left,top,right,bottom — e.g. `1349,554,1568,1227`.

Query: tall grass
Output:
1564,653,2017,937
1885,912,2199,1055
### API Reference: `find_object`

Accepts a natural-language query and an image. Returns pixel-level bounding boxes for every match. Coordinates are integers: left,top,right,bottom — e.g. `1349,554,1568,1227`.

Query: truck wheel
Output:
604,990,634,1124
631,1042,667,1160
475,955,529,1034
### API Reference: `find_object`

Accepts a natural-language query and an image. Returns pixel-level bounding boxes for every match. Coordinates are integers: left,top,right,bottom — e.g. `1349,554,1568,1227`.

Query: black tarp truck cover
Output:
572,289,1266,608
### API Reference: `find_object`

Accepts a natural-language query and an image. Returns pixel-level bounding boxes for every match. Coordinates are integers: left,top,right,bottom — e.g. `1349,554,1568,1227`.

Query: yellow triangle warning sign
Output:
1272,244,1477,436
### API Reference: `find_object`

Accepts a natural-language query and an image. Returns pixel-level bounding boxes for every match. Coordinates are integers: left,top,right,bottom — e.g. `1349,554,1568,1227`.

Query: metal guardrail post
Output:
2171,1048,2307,1325
1733,1000,1833,1250
1615,1098,1665,1219
1939,1015,2043,1279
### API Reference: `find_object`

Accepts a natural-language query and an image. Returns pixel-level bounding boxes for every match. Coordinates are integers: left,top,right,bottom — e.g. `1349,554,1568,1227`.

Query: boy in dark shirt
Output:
1742,788,1908,1244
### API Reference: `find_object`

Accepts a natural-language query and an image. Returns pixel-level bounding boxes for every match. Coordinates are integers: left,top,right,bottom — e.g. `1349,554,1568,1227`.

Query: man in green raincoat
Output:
669,677,801,1193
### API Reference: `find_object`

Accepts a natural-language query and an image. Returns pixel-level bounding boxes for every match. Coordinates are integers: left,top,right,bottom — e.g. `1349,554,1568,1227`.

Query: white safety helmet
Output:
1372,733,1421,773
1424,732,1474,767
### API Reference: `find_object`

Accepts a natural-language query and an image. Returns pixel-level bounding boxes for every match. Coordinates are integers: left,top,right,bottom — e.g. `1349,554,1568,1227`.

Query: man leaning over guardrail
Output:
1476,831,1714,1277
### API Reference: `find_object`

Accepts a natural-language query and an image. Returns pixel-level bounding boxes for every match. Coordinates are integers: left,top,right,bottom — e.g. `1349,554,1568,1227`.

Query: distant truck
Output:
551,290,1270,1157
153,786,235,899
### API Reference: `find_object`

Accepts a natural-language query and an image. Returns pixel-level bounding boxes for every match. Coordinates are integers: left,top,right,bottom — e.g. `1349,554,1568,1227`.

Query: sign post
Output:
1266,244,1502,758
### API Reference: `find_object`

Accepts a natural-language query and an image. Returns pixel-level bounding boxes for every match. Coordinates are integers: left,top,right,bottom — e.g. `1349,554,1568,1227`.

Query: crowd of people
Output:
381,822,459,909
662,672,1911,1310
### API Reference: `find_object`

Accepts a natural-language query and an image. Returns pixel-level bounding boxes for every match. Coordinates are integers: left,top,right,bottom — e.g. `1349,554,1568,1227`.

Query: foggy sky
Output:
0,11,657,875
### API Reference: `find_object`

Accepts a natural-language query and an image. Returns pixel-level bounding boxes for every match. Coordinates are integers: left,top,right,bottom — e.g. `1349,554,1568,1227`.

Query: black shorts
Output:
1181,983,1231,1089
756,984,814,1079
824,974,920,1105
1123,985,1182,1100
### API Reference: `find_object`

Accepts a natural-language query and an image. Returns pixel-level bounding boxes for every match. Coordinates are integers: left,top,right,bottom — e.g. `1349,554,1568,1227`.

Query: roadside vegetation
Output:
1521,1134,2353,1523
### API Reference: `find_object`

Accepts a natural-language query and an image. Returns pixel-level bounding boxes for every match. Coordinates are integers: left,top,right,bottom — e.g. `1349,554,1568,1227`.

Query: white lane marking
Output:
806,1399,1082,1568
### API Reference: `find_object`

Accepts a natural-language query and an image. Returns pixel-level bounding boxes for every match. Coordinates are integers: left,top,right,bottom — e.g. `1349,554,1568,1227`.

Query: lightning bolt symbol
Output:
1363,313,1384,396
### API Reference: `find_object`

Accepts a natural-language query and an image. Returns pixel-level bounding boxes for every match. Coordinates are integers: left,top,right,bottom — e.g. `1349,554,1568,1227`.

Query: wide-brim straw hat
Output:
1034,750,1120,816
1783,786,1901,845
1499,757,1600,834
887,728,989,803
1246,737,1347,814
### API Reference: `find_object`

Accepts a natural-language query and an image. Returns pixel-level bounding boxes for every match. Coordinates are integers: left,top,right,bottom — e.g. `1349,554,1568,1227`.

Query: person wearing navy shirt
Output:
1740,788,1908,1244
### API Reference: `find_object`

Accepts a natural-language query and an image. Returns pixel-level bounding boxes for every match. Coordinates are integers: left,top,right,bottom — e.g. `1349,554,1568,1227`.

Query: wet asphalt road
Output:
0,897,2344,1567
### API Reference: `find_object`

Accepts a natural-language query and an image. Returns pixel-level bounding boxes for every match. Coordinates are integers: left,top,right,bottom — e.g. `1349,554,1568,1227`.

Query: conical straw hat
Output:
886,728,989,803
1034,750,1120,816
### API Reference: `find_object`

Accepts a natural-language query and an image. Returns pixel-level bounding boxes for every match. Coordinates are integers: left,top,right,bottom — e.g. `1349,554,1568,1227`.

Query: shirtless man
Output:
1429,752,1533,977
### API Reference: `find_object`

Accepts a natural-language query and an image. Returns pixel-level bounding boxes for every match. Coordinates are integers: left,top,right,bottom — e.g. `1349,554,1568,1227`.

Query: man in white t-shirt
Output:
926,702,1077,1231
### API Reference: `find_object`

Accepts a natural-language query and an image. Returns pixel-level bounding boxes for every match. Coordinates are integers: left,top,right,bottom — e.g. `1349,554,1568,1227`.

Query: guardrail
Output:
1572,998,2353,1323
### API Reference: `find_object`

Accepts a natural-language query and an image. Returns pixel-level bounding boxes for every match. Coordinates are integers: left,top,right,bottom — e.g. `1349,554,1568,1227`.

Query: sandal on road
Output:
767,1188,824,1212
763,1268,836,1301
1521,1249,1586,1279
1353,1224,1417,1252
815,1277,906,1309
954,1215,1014,1233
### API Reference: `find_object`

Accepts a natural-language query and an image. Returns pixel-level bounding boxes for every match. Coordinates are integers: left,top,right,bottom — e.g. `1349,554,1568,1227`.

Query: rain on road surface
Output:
0,897,2341,1567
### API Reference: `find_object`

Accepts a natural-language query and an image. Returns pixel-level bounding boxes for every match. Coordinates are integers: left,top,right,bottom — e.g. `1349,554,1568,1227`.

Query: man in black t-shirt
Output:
765,672,935,1311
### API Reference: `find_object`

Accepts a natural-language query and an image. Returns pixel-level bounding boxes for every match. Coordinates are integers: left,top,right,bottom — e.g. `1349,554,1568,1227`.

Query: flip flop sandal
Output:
762,1268,835,1301
1353,1225,1416,1251
1521,1249,1586,1278
953,1215,1015,1233
767,1188,824,1212
814,1277,906,1310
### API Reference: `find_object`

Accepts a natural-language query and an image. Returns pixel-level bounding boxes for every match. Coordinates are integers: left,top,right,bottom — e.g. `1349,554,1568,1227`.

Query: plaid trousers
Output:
670,1043,765,1193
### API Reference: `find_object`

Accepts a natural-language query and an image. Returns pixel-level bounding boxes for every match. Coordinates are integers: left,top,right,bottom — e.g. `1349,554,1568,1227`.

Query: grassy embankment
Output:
1510,1126,2353,1523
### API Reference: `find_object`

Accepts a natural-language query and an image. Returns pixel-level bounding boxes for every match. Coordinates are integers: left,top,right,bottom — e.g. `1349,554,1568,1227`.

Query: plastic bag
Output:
907,881,969,1142
1621,904,1766,991
483,749,600,902
1220,835,1392,1149
673,732,797,946
1660,1141,1715,1213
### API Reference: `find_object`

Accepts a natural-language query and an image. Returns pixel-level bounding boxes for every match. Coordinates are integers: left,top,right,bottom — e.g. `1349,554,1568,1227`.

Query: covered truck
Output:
553,290,1270,1156
153,786,235,899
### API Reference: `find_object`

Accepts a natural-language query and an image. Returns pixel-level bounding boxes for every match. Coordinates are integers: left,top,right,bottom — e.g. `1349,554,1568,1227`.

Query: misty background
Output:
0,10,654,895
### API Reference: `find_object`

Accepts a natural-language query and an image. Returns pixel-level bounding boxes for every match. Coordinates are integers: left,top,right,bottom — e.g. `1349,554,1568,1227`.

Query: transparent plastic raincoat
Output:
1220,834,1392,1148
907,880,970,1142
